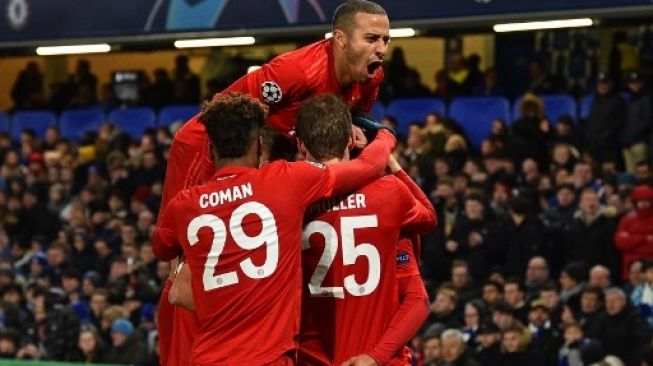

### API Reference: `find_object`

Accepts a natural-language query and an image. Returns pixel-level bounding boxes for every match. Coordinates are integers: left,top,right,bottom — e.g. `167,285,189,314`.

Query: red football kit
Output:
153,131,395,365
157,119,213,366
298,170,435,366
223,38,383,137
157,37,383,365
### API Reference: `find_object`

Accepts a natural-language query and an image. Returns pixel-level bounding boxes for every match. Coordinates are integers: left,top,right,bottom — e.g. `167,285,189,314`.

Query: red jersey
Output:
223,38,383,137
298,171,435,366
153,127,395,365
158,116,210,366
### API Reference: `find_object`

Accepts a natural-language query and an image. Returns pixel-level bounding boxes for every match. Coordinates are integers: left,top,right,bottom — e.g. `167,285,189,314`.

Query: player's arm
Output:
169,261,195,312
152,198,183,262
222,57,310,134
389,155,437,234
365,275,429,366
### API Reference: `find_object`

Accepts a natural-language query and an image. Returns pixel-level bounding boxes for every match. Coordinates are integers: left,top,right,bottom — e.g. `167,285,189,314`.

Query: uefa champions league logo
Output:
6,0,28,30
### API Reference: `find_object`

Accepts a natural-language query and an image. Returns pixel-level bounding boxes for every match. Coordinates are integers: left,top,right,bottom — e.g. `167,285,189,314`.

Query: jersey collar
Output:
211,166,256,181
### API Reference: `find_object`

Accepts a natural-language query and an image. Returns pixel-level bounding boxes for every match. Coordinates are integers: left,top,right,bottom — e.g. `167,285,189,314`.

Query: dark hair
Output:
504,277,525,293
581,286,604,303
296,94,352,161
483,280,504,293
200,92,268,159
539,282,560,293
332,0,386,32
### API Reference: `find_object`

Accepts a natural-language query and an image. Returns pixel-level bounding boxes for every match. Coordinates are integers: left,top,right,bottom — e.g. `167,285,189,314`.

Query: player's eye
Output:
383,36,390,45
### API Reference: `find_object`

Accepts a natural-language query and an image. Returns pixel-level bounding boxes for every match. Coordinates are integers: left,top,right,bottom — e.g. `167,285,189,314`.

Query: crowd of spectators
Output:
2,35,653,366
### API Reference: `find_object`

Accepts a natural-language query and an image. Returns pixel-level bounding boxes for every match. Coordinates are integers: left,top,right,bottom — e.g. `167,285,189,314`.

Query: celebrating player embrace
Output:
152,92,396,365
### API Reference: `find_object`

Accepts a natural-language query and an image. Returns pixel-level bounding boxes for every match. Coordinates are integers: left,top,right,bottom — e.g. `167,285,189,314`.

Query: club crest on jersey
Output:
261,81,282,103
396,252,410,265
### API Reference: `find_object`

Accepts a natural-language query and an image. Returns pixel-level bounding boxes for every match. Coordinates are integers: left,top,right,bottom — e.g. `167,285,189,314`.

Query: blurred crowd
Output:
3,32,653,366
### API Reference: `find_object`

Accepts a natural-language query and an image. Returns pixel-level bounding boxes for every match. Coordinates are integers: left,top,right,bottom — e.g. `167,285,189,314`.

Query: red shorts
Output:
158,280,174,366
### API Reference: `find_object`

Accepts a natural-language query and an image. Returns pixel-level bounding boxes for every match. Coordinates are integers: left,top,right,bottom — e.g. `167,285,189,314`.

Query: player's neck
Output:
214,157,258,171
319,158,342,166
333,48,353,89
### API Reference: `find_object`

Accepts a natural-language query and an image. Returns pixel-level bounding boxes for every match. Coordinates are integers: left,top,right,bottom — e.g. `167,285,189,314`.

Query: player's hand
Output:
351,110,397,142
340,354,379,366
387,153,403,174
352,125,368,149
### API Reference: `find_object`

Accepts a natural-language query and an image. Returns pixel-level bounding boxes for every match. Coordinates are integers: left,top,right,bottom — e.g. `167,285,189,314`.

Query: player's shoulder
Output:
172,116,205,145
261,160,327,175
364,174,403,192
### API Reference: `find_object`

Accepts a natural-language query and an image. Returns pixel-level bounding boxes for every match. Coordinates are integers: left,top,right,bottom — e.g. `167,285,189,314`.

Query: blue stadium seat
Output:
448,97,511,149
11,111,56,140
158,105,199,127
370,102,386,122
108,107,156,139
60,108,105,140
580,94,595,120
386,98,446,136
512,94,578,124
0,113,9,134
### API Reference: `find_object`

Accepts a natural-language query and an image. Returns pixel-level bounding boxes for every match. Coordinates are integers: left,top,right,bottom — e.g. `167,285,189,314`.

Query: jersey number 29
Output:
187,202,279,291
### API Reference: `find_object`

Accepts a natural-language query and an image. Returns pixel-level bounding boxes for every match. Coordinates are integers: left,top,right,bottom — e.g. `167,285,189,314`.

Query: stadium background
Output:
1,0,653,365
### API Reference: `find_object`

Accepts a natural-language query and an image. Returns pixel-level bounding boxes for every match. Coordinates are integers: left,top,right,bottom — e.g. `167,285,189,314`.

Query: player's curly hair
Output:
296,94,352,161
200,92,268,159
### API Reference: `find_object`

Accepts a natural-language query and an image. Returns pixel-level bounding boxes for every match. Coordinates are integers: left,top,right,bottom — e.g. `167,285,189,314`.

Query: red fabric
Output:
169,306,200,366
222,38,383,137
157,280,174,366
615,210,653,279
153,149,390,365
299,173,436,365
370,271,429,365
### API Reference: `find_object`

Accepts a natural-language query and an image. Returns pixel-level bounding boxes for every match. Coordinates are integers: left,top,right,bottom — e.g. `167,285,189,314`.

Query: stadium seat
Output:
158,105,199,127
0,112,9,134
386,98,446,136
108,107,156,139
10,110,57,140
59,108,105,140
370,102,386,122
448,97,510,149
512,94,578,124
580,94,595,120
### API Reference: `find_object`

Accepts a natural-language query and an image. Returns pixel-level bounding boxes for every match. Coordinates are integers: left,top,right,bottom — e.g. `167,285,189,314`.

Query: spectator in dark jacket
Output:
563,188,620,281
475,322,502,366
105,318,148,365
597,287,650,365
559,262,587,312
621,71,652,172
425,288,463,331
68,326,107,363
449,194,501,281
11,62,44,110
584,72,625,165
527,299,561,366
497,323,545,366
577,286,605,338
440,329,480,366
511,93,551,167
505,195,545,277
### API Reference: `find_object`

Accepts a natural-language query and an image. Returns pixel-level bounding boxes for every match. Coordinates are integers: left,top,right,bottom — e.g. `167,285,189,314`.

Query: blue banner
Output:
0,0,651,43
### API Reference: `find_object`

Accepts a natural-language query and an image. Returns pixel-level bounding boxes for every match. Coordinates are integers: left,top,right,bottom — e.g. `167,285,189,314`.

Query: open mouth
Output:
367,60,382,75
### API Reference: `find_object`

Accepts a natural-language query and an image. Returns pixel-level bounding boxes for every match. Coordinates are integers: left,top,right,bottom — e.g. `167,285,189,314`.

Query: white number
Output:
186,202,279,291
302,215,380,298
302,221,344,298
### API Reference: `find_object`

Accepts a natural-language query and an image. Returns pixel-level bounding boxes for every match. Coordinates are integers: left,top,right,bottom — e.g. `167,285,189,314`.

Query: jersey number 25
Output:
303,215,380,298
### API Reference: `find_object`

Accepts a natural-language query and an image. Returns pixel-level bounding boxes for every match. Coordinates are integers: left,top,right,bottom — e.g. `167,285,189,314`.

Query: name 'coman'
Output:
199,183,253,208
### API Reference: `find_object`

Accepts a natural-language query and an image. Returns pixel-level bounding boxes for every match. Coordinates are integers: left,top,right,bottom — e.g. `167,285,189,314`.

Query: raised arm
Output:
327,129,396,196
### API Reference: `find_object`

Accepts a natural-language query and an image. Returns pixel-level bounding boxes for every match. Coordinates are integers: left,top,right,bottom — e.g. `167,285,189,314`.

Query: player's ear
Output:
297,139,308,158
334,29,347,49
346,135,354,151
